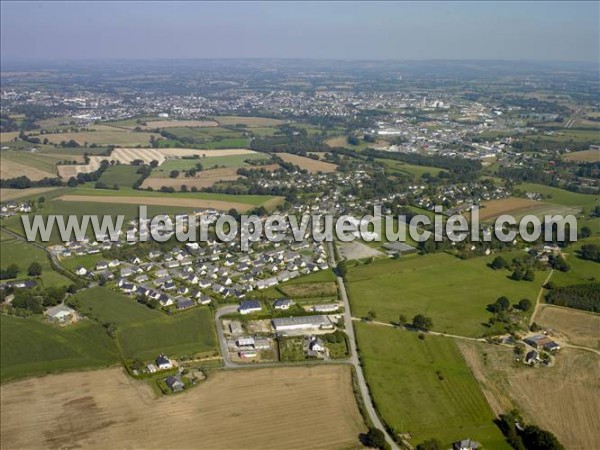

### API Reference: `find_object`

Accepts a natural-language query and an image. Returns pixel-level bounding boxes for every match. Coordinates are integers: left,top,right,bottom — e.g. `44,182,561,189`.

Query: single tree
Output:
412,314,433,331
27,262,43,277
364,427,386,449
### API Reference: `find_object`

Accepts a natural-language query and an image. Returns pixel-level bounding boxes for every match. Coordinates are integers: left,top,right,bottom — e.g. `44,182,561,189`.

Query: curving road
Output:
327,241,400,450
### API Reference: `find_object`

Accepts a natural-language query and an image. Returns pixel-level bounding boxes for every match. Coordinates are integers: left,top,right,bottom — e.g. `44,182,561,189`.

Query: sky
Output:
1,1,598,62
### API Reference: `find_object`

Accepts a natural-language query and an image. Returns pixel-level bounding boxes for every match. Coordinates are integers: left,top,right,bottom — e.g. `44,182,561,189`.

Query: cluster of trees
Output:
0,262,43,280
490,255,542,281
496,410,564,450
578,243,600,262
9,285,68,315
488,296,532,314
545,283,600,312
0,175,63,189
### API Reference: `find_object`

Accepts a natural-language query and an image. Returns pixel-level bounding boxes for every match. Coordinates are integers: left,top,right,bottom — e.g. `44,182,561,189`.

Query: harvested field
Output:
142,167,241,190
0,131,20,143
0,187,59,201
55,194,256,212
458,342,600,450
0,158,56,180
141,120,219,129
279,153,337,173
475,197,579,221
563,149,600,163
0,365,365,450
536,305,600,350
214,116,285,127
57,156,109,178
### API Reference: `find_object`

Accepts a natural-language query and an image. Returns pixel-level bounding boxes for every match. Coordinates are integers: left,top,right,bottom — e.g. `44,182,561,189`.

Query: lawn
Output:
97,165,142,188
0,315,119,382
549,235,600,287
355,323,510,449
0,238,71,287
61,253,106,271
346,252,545,337
117,307,217,361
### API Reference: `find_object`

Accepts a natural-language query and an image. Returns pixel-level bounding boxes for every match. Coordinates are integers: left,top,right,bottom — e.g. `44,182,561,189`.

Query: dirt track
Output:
1,365,365,450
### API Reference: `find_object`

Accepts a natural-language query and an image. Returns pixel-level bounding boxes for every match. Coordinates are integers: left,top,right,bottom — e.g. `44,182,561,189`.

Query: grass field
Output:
70,287,161,326
549,236,600,287
149,152,268,176
536,305,600,350
376,158,443,178
143,167,242,190
97,165,141,188
346,252,544,337
0,238,71,287
517,183,600,213
563,149,600,162
0,315,119,382
355,324,509,448
34,129,155,146
0,365,365,450
117,307,217,361
214,116,285,127
1,151,59,175
458,341,600,450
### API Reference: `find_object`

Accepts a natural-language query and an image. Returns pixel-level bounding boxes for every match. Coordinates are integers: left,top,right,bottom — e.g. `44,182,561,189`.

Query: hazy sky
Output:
1,1,598,62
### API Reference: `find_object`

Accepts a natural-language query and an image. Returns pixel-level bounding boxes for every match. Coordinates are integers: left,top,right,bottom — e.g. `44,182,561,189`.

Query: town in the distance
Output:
1,57,599,450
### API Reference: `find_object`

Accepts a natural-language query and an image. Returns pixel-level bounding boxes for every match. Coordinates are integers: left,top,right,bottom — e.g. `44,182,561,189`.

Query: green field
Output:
97,165,142,187
0,151,59,175
346,252,545,337
0,315,119,382
61,253,105,271
0,237,71,287
376,158,443,178
517,183,599,213
118,307,217,361
355,323,510,448
70,287,161,326
550,236,600,287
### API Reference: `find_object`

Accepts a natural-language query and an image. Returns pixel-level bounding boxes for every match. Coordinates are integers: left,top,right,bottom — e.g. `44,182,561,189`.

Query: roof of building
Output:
272,315,331,328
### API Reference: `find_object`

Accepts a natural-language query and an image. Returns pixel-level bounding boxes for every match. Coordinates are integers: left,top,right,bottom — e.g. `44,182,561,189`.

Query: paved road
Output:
327,242,400,450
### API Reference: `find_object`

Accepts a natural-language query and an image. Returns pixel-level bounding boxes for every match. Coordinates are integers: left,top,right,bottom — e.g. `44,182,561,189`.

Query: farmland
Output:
475,197,578,222
458,341,600,450
117,307,217,361
563,149,600,162
0,365,365,450
0,237,71,287
0,155,56,180
55,194,261,212
0,315,119,382
97,165,142,188
376,158,443,178
142,167,243,190
517,183,600,213
536,305,600,350
214,115,285,127
139,120,219,129
346,252,545,337
355,323,509,448
0,187,59,201
279,153,338,173
32,128,156,146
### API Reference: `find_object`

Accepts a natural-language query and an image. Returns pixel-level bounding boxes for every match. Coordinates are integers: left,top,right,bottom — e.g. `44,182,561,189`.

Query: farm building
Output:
237,336,255,347
453,439,481,450
253,337,271,350
239,350,257,358
312,304,339,313
239,300,262,315
229,321,243,335
382,242,417,255
524,334,560,351
272,315,332,332
45,304,75,323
